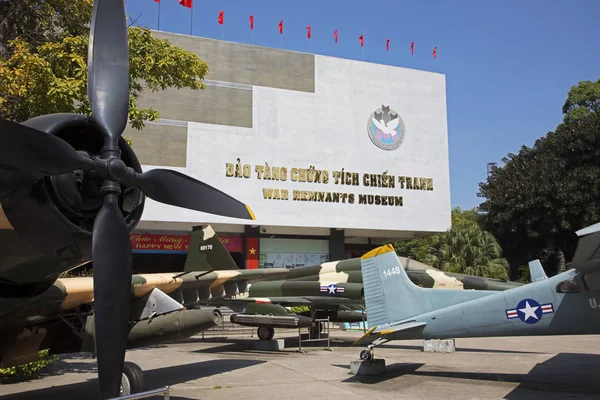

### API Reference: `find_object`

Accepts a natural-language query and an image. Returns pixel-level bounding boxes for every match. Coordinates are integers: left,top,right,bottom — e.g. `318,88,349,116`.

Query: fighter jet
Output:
0,0,255,398
353,222,600,361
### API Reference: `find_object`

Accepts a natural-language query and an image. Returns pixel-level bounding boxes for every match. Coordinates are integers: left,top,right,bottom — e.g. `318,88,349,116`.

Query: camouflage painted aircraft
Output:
353,222,600,361
0,225,287,387
0,0,256,397
180,226,524,340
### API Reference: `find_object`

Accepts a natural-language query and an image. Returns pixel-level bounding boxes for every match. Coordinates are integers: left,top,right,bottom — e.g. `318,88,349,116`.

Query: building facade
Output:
126,30,451,271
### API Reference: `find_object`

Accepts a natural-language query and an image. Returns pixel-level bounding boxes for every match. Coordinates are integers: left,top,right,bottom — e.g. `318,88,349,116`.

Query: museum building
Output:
125,30,451,272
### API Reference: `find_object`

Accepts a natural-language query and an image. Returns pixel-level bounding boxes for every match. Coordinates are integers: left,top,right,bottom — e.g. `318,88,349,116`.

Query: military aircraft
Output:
0,0,256,398
189,228,523,341
0,225,288,395
353,222,600,361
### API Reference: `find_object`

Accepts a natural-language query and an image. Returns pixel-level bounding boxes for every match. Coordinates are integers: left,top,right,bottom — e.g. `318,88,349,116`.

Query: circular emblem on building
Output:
367,105,406,151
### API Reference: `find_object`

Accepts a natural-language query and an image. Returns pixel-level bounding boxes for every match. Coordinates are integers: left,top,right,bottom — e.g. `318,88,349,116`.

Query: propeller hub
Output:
107,158,128,182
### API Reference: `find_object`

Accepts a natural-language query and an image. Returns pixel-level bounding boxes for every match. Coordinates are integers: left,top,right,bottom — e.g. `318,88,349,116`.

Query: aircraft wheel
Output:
360,349,372,361
120,361,144,396
257,326,274,340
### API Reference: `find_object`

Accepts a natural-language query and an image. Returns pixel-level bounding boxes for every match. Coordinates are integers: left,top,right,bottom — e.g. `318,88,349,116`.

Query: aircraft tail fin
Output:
571,222,600,274
528,259,548,282
361,245,493,326
183,224,239,272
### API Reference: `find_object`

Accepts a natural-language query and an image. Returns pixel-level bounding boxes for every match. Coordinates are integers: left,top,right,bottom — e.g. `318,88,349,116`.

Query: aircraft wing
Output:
353,321,427,346
571,222,600,274
211,296,364,308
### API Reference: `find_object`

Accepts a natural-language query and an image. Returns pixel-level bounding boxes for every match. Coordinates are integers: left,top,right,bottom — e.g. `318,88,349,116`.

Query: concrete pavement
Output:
1,330,600,399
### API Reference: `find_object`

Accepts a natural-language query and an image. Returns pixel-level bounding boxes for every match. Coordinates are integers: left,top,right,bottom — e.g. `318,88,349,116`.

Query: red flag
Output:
433,46,437,59
386,38,390,51
218,10,224,25
333,29,338,43
154,0,160,2
249,15,254,30
307,25,311,39
179,0,192,8
359,34,364,47
278,20,283,34
410,41,414,55
246,237,259,269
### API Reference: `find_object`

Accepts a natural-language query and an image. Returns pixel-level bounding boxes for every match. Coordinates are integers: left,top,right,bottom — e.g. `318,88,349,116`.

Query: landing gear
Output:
359,345,375,361
257,326,274,341
119,361,144,396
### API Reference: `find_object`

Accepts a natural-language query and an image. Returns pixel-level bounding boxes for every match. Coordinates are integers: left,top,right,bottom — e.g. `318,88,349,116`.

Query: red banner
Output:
220,235,243,252
130,233,243,252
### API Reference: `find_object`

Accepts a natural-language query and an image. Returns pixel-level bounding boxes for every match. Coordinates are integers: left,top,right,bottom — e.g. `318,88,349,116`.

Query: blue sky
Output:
124,0,600,210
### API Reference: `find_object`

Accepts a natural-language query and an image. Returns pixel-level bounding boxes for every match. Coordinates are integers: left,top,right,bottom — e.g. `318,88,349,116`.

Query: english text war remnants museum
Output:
124,30,451,272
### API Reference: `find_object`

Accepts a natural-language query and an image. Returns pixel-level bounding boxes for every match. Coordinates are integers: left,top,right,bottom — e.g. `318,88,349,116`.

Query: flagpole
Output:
308,38,311,52
222,24,224,40
190,6,193,36
252,30,254,44
157,0,161,30
361,46,364,61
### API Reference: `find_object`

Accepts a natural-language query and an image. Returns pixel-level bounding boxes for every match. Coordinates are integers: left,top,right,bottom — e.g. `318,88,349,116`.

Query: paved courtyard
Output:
1,330,600,399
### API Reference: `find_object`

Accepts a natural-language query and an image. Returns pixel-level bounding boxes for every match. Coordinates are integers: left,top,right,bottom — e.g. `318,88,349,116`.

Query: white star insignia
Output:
519,301,539,321
327,284,336,294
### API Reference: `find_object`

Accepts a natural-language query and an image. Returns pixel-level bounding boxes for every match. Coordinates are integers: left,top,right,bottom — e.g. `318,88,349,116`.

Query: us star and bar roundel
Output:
505,298,554,324
320,283,345,295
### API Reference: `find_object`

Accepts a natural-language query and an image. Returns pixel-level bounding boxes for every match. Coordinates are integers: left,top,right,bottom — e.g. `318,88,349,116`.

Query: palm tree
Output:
428,225,509,280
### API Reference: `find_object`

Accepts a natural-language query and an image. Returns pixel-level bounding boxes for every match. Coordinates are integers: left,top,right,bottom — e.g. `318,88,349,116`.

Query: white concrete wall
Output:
140,54,451,235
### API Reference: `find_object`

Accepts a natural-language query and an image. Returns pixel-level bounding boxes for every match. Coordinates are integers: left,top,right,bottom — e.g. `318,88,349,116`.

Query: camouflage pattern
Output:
231,254,522,308
0,223,525,365
184,226,524,334
0,224,285,367
0,225,287,331
0,223,521,331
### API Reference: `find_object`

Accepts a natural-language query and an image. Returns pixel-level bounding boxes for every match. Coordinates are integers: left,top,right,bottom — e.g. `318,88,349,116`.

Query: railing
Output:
108,386,170,400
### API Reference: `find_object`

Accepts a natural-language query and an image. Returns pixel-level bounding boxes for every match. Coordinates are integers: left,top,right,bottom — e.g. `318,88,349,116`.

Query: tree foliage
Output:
0,0,94,58
478,94,600,276
394,207,509,279
427,225,509,279
562,78,600,124
0,349,56,380
0,1,208,131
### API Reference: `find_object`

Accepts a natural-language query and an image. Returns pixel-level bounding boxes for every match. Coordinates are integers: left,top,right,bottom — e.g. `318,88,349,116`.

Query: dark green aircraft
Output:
0,0,256,398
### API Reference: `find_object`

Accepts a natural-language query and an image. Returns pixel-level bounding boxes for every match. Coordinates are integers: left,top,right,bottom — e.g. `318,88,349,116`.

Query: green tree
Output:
478,115,600,276
427,225,509,280
562,78,600,124
395,207,509,279
0,0,94,58
451,206,482,229
0,1,208,131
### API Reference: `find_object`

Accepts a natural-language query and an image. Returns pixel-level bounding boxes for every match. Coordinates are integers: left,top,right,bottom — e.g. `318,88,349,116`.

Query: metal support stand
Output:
362,309,366,333
109,386,170,400
298,317,330,352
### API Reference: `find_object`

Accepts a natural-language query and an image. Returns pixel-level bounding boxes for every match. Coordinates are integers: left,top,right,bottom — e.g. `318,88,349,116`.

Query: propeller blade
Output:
92,193,133,399
132,169,256,220
0,118,94,175
88,0,129,142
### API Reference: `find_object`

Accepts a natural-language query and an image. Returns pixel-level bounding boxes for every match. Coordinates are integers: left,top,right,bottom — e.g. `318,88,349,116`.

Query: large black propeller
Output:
0,0,255,398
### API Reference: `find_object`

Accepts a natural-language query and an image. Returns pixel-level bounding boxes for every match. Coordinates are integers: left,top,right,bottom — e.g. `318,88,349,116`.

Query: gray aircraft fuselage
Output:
387,269,600,341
